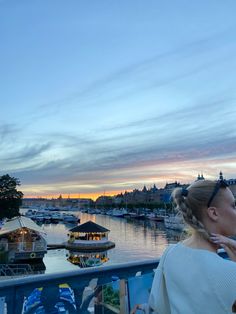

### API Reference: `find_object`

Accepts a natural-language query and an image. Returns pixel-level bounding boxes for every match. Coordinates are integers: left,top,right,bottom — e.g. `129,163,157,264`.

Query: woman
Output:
131,179,236,313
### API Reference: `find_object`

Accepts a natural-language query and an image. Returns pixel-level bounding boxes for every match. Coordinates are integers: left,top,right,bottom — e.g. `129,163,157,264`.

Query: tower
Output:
219,171,224,181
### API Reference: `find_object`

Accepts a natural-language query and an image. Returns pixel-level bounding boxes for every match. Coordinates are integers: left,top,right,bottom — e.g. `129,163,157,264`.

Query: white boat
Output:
164,212,185,231
87,209,97,214
62,213,79,223
146,212,165,222
34,212,45,222
106,209,113,216
112,209,127,217
129,212,145,220
51,212,63,221
25,209,37,219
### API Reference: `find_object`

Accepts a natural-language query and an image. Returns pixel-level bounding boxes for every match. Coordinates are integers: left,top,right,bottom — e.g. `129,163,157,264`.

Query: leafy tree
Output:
0,174,23,219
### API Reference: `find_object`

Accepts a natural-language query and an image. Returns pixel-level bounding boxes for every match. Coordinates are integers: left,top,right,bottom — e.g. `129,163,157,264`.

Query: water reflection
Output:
19,210,187,274
67,250,109,268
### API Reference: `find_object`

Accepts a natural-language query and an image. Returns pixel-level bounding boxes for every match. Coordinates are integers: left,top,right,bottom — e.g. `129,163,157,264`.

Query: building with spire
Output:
219,171,236,197
196,173,205,181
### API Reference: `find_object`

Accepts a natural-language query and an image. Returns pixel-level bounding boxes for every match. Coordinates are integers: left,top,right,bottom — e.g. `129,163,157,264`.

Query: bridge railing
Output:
0,258,159,314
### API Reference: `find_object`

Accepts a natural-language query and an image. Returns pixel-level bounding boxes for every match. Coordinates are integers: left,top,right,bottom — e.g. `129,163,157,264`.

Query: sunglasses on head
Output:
207,179,229,208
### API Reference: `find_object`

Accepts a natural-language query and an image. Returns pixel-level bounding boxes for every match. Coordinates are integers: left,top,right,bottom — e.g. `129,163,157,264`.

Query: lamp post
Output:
20,229,27,251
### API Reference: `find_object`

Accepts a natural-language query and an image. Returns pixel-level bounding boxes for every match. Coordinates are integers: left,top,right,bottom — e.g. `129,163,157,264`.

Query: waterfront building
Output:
227,178,236,197
67,220,115,251
0,216,47,263
218,171,236,198
22,197,94,211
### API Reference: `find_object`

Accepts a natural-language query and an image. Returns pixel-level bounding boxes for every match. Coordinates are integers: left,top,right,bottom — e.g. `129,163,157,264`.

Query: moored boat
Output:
62,213,79,223
0,216,47,263
146,212,165,222
164,212,185,231
111,208,128,217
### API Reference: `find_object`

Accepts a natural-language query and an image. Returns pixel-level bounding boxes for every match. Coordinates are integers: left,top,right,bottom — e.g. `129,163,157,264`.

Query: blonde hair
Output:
171,180,223,239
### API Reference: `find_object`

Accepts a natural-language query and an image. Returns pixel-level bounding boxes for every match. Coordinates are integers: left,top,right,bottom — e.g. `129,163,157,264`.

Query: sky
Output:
1,0,236,199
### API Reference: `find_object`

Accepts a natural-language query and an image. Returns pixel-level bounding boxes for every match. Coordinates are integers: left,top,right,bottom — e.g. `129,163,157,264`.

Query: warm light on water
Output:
38,213,185,274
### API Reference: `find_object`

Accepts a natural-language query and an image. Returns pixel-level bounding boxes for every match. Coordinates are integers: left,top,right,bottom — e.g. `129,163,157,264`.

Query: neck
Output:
183,231,217,253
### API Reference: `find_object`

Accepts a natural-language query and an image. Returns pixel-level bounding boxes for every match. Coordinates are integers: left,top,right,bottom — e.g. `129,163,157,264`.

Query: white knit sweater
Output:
146,242,236,314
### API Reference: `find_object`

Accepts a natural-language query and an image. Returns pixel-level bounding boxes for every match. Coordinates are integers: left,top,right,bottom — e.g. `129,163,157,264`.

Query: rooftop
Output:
69,220,110,233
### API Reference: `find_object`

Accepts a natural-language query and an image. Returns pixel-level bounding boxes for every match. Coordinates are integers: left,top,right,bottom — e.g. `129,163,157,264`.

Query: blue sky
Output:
1,0,236,198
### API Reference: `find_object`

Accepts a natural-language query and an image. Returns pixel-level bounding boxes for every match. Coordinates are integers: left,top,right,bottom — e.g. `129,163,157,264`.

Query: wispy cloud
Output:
30,26,236,121
5,96,236,196
0,123,22,143
2,5,236,197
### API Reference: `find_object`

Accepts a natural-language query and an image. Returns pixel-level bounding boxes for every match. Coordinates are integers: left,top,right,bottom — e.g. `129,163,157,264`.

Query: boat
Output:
24,210,79,224
50,211,63,222
62,213,79,223
146,212,165,222
111,208,127,217
164,212,185,231
0,216,47,263
106,209,113,216
87,209,97,214
129,212,145,220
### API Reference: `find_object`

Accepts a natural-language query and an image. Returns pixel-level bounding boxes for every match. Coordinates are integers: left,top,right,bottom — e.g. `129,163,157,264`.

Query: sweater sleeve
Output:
211,258,236,312
148,246,175,314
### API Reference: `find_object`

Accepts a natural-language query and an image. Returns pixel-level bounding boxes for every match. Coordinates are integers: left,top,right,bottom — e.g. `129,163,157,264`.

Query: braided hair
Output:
171,180,224,240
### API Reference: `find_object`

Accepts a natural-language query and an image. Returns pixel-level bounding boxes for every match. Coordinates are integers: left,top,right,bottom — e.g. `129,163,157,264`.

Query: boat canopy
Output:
0,216,46,236
69,221,109,233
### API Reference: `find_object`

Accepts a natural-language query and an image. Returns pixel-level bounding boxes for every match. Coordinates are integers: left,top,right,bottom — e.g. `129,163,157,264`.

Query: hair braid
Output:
172,187,210,240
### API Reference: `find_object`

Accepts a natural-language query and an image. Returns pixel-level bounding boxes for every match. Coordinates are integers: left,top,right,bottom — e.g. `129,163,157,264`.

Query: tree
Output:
0,174,23,219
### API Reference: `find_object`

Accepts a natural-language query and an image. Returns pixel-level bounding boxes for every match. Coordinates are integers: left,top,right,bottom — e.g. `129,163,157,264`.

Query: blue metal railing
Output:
0,258,159,314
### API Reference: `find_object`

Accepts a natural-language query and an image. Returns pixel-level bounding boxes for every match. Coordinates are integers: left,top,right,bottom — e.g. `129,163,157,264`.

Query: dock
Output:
47,241,115,252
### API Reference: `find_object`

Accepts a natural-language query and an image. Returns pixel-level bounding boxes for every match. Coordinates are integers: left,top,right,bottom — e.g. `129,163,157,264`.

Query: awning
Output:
0,216,46,236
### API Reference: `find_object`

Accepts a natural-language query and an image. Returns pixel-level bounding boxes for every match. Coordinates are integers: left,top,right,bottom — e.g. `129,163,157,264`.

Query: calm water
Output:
32,212,185,274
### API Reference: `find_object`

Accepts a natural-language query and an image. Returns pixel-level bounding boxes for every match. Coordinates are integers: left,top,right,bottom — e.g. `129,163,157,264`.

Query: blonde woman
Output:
131,179,236,313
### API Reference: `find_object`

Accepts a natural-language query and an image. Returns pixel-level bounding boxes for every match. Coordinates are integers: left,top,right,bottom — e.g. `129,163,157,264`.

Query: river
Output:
20,210,186,274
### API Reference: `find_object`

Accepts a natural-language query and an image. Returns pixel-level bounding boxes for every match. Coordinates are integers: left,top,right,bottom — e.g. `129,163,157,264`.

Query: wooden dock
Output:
47,241,115,252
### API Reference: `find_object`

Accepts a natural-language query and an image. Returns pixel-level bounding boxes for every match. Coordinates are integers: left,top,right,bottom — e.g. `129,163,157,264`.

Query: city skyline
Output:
1,1,236,199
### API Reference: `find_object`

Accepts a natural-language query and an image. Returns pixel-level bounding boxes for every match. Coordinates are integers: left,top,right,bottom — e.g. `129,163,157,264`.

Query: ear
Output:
206,206,219,222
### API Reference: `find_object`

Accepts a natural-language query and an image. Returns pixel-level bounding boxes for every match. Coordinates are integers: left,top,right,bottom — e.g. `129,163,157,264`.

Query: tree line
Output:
0,174,23,219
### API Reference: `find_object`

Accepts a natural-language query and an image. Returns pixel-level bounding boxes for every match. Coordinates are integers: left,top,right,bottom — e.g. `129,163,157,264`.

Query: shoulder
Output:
212,257,236,277
158,244,177,264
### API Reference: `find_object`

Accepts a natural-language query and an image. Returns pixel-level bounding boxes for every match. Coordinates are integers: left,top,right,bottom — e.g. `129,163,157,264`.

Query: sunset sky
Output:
1,1,236,199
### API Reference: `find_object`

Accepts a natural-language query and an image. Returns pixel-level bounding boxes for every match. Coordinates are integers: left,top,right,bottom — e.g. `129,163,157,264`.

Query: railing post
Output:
0,297,5,314
14,288,25,314
119,279,128,314
5,287,15,314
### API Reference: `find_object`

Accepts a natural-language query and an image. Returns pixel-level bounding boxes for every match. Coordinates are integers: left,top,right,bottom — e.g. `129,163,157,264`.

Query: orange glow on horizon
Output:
22,167,229,201
23,190,132,201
